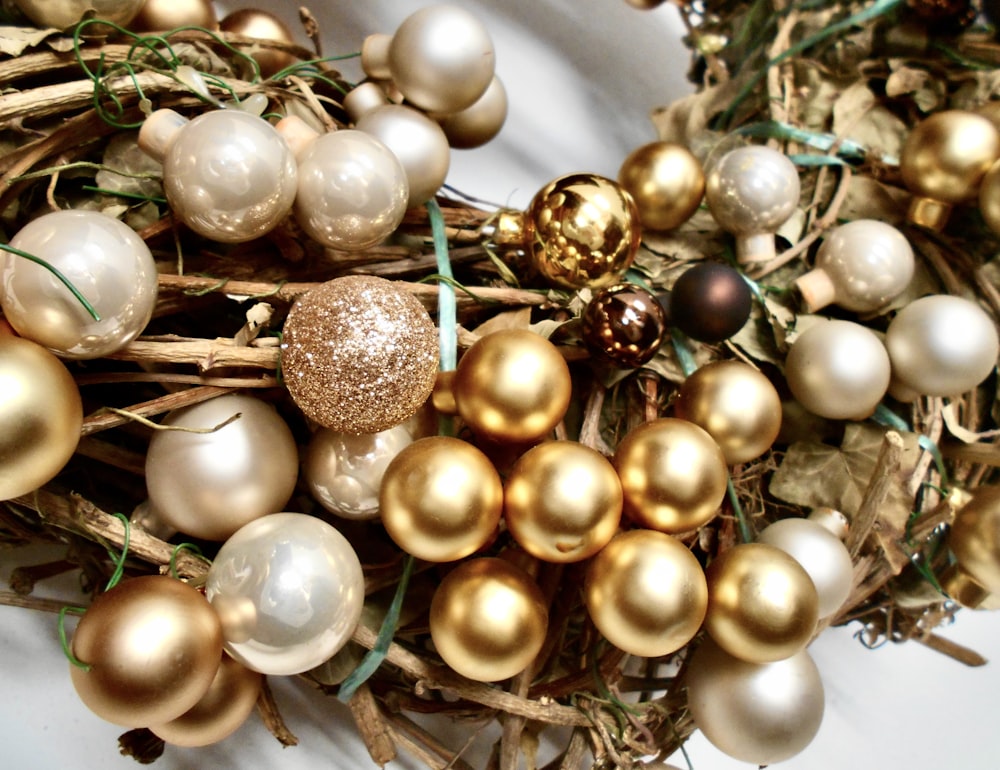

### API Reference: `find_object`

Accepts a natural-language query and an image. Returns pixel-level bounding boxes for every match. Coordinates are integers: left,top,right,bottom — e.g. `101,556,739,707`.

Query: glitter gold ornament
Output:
131,0,217,31
219,9,297,78
452,329,572,444
503,441,622,563
435,75,508,149
581,282,668,369
281,276,440,435
617,141,704,231
0,333,82,500
14,0,144,29
429,557,548,682
673,360,782,465
584,529,707,657
70,576,223,728
613,417,728,534
704,543,819,663
668,262,753,343
380,436,503,562
942,486,1000,606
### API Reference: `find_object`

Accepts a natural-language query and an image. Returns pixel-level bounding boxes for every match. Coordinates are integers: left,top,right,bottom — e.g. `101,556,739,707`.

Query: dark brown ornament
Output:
582,283,667,368
668,262,752,343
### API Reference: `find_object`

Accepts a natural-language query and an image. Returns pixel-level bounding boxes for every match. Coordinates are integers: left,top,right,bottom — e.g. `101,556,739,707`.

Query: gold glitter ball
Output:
281,275,440,434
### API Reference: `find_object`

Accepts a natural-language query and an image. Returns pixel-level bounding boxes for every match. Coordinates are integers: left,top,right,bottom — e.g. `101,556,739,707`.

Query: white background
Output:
2,2,998,768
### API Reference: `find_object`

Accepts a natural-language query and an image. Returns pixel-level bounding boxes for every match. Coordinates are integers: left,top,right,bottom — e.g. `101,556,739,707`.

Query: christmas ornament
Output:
281,275,439,434
130,0,217,31
503,441,622,563
583,528,707,658
143,393,299,542
361,5,495,114
0,332,83,500
429,557,548,682
13,0,144,30
206,512,365,675
668,262,753,343
138,108,298,244
149,655,262,747
345,83,451,207
624,0,668,7
379,436,504,562
304,423,415,521
2,209,157,358
673,360,782,465
942,485,1000,606
70,575,223,728
899,110,1000,230
492,173,641,290
685,638,825,765
613,417,728,534
435,75,508,149
704,542,819,663
581,282,667,369
617,140,704,231
884,294,999,401
757,516,853,618
794,219,915,314
452,329,572,444
978,157,1000,236
704,145,800,265
218,9,297,78
291,129,409,252
784,319,891,420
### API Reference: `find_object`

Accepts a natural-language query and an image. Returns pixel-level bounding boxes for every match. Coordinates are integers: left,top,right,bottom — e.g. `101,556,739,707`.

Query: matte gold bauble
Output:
70,576,223,728
131,0,217,31
946,485,1000,602
581,282,668,369
503,441,622,563
281,276,439,434
435,76,508,149
149,655,262,747
685,637,825,765
429,557,548,682
219,9,297,78
979,158,1000,236
452,329,572,444
704,543,819,663
584,529,707,658
674,360,782,465
617,141,704,231
900,109,1000,229
14,0,144,30
379,436,503,562
613,418,728,534
0,333,82,500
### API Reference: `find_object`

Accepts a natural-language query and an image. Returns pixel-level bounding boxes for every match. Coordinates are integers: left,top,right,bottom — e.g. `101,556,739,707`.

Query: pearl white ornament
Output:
2,209,157,358
206,513,365,676
435,76,508,149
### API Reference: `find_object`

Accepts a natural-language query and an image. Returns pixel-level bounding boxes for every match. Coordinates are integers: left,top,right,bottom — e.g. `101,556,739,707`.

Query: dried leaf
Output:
472,307,532,337
838,175,908,225
831,82,907,162
0,25,58,57
885,61,945,113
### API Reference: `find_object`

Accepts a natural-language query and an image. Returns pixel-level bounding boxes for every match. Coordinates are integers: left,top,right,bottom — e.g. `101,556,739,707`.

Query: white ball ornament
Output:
435,75,508,149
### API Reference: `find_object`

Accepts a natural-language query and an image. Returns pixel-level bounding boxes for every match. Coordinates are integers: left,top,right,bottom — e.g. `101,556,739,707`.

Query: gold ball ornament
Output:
452,329,572,444
0,333,82,500
219,9,297,78
379,436,503,562
685,637,825,765
945,485,1000,605
673,360,782,465
978,157,1000,236
435,76,508,149
281,276,439,434
131,0,217,31
613,418,728,534
618,141,705,231
584,529,707,658
70,576,223,728
900,109,1000,229
149,656,262,747
429,557,548,682
13,0,144,30
704,543,820,663
503,441,622,563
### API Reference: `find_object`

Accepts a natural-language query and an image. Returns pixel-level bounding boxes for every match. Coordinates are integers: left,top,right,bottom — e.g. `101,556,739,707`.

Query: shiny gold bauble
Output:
14,0,144,30
685,637,825,765
452,329,572,444
584,529,707,657
149,655,262,747
618,141,705,231
219,9,297,78
0,333,82,500
612,417,728,534
70,575,223,727
131,0,217,31
899,109,1000,229
674,360,782,465
947,485,1000,600
503,441,622,563
704,543,819,663
429,557,548,682
380,436,503,562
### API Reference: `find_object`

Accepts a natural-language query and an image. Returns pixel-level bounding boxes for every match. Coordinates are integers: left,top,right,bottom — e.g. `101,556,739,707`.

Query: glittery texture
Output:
281,275,440,434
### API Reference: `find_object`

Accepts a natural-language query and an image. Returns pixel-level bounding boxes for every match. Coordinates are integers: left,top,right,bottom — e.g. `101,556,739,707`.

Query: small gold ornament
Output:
14,0,144,30
130,0,217,31
584,529,707,657
613,417,728,534
503,441,622,563
704,543,819,663
70,576,223,728
617,141,704,231
943,485,1000,607
219,9,297,78
429,557,548,682
380,436,504,562
435,76,508,149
